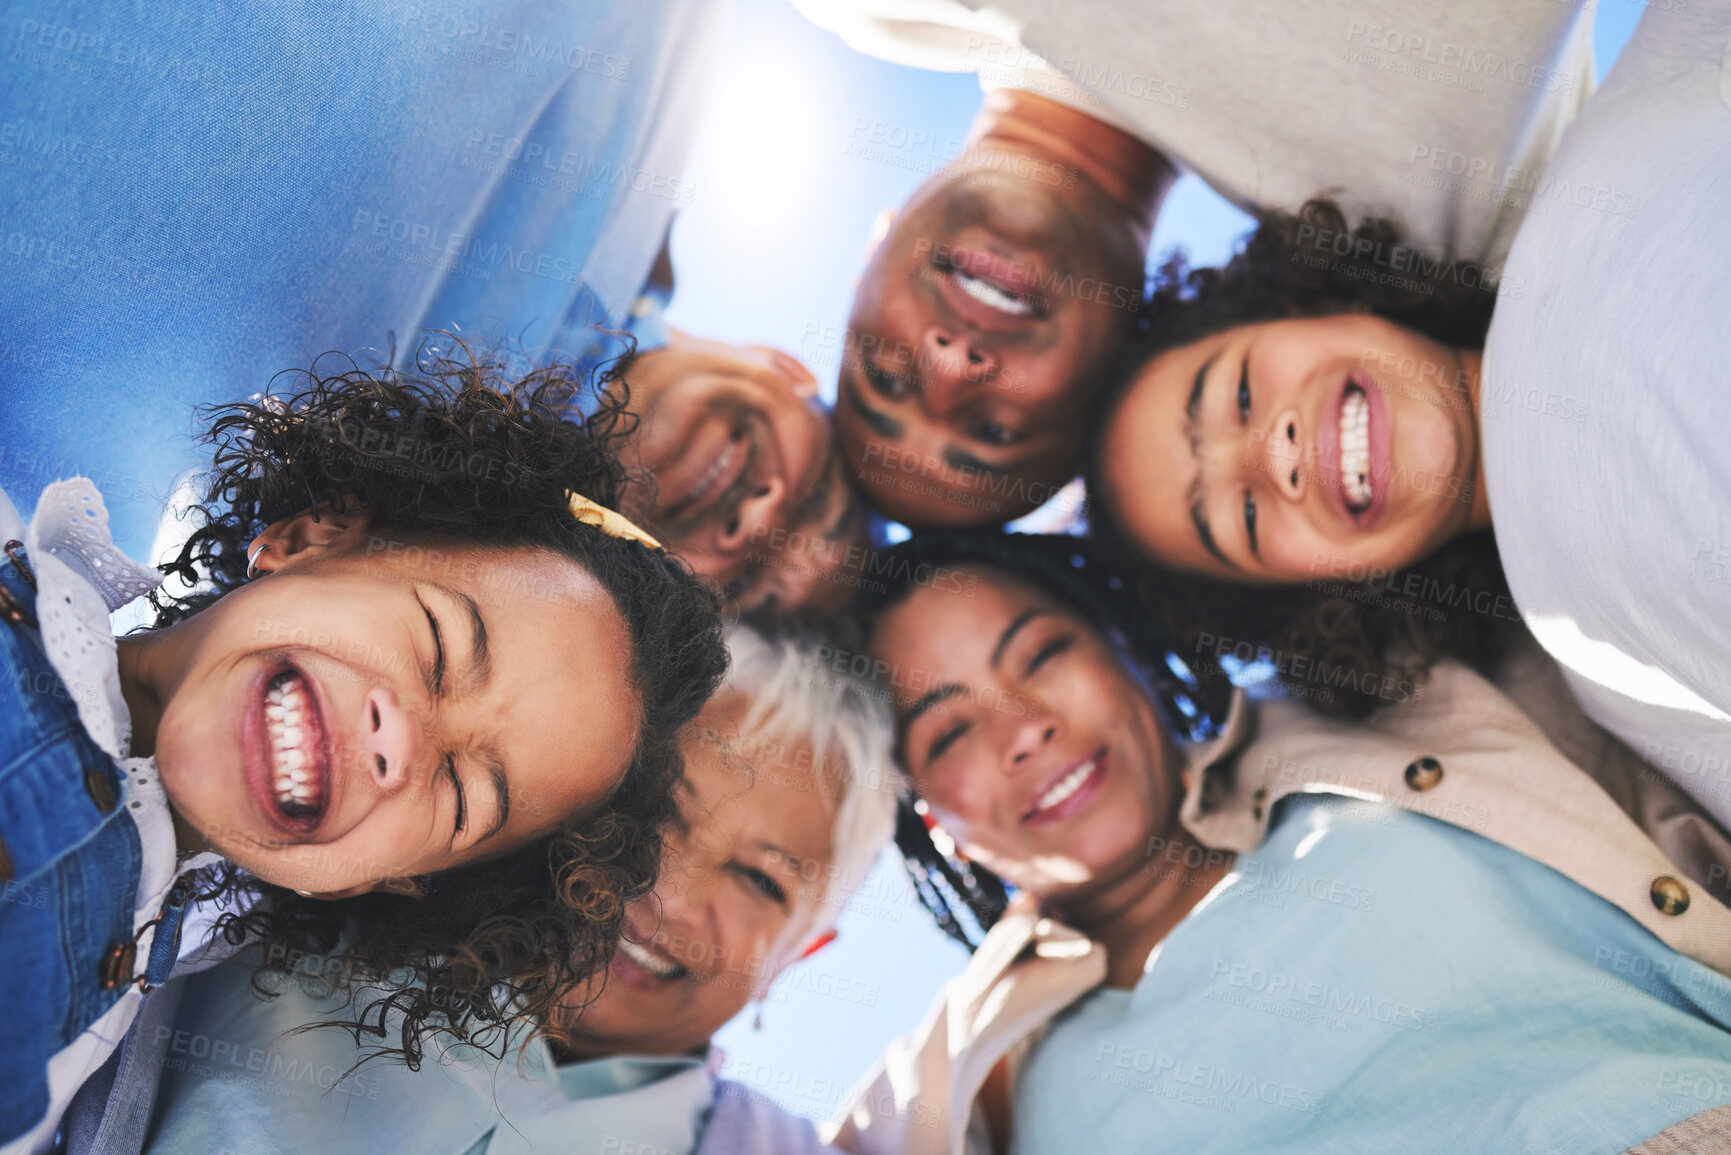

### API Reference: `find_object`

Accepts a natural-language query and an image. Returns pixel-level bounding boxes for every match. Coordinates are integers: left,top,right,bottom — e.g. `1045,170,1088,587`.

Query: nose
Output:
715,473,788,555
1261,407,1306,500
363,686,415,793
1004,704,1059,772
919,326,998,412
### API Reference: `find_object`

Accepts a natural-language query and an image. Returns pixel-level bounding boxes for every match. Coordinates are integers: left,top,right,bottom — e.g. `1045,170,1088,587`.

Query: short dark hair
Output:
154,340,728,1065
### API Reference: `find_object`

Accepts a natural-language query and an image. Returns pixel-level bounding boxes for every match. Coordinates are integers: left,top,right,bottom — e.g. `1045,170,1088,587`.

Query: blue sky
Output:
669,0,1647,1119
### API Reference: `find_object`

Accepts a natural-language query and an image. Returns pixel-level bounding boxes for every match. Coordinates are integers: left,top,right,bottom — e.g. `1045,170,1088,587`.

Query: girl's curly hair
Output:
1085,198,1515,719
153,341,727,1065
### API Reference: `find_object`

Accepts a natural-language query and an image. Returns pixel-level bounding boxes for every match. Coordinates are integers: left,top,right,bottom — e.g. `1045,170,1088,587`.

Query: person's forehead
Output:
680,714,837,860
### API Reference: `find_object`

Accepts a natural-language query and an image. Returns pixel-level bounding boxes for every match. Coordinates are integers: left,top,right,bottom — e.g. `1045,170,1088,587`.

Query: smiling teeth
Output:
618,937,682,978
953,269,1034,316
1340,387,1373,510
265,673,318,813
1034,758,1096,814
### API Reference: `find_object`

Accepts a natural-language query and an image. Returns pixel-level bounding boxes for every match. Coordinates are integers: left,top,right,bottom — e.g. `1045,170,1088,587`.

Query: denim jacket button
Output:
84,765,119,812
99,939,137,990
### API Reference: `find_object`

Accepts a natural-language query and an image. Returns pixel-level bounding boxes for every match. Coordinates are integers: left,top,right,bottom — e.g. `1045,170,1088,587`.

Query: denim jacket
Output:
0,480,204,1155
0,547,143,1143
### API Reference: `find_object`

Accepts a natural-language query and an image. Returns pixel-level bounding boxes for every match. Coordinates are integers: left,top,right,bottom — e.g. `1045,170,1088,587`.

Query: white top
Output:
1481,1,1731,829
0,479,219,1155
791,0,1596,268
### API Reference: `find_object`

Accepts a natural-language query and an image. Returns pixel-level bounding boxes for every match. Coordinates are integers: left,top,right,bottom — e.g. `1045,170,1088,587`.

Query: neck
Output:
1458,348,1491,532
115,632,166,760
966,88,1172,248
1050,826,1234,989
116,623,211,854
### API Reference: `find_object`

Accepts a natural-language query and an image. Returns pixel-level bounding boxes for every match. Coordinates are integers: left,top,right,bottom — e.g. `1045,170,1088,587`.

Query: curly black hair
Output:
1084,198,1518,719
851,530,1215,950
153,341,728,1066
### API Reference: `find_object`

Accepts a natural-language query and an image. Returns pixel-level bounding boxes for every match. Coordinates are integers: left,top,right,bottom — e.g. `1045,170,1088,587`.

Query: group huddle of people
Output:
2,0,1729,1152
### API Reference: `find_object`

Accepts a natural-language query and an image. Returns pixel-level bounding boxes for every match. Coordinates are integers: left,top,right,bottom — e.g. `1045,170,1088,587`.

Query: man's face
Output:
836,161,1144,528
614,334,870,615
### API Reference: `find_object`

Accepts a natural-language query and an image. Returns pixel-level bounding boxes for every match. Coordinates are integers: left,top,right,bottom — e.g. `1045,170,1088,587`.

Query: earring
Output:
246,542,268,581
752,1001,764,1032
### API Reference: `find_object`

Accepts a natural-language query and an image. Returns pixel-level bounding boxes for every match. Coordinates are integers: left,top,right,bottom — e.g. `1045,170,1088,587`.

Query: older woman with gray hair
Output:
117,623,900,1155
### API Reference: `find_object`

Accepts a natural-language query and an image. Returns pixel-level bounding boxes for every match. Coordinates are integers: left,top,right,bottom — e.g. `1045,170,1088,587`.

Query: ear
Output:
301,875,424,901
860,207,896,272
247,503,372,576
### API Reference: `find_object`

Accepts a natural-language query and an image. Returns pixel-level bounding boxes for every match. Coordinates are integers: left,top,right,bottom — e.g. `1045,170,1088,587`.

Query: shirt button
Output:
84,765,119,812
1651,876,1691,916
1404,757,1443,792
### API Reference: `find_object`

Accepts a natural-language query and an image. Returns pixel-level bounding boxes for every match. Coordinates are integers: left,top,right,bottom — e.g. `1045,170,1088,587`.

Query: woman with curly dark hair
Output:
1082,197,1513,721
836,529,1731,1155
0,346,727,1149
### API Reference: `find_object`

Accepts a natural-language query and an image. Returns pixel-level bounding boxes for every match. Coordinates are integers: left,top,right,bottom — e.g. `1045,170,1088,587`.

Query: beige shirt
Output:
792,0,1595,270
825,660,1731,1155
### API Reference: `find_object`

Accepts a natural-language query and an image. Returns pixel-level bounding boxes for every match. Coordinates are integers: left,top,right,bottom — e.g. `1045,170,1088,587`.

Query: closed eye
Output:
1237,355,1251,423
928,720,969,764
1243,489,1259,557
417,593,446,698
444,754,466,846
734,863,786,904
1026,635,1073,675
863,361,912,400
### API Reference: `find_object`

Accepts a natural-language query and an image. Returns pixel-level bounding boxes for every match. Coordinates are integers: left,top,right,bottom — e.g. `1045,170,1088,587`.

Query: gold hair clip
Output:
567,491,663,550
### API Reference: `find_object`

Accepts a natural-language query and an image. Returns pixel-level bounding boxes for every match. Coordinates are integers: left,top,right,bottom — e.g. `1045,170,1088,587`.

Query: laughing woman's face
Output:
868,567,1177,902
555,690,840,1059
121,510,642,898
1098,314,1485,584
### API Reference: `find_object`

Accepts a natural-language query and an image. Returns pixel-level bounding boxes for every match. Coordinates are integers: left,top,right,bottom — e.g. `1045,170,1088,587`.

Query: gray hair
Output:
723,622,901,939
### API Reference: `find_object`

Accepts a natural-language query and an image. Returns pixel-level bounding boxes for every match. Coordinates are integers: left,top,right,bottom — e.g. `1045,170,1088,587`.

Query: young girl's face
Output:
132,514,642,897
1100,314,1481,584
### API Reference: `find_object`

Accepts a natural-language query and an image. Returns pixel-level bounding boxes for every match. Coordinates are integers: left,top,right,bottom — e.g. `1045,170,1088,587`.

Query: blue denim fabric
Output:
0,0,723,558
0,552,143,1144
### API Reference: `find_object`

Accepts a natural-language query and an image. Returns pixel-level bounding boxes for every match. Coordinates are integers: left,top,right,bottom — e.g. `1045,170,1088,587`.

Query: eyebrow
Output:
842,376,904,440
899,683,964,751
434,584,491,690
990,608,1045,667
1182,352,1241,573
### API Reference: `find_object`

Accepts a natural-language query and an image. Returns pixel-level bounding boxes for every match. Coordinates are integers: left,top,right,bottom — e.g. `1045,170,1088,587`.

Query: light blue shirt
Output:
0,0,718,556
1012,795,1731,1155
144,958,716,1155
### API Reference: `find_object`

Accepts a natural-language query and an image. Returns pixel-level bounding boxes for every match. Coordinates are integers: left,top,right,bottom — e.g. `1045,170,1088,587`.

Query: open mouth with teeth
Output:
937,249,1049,321
263,669,329,825
1339,384,1374,513
614,937,690,985
1024,748,1109,825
